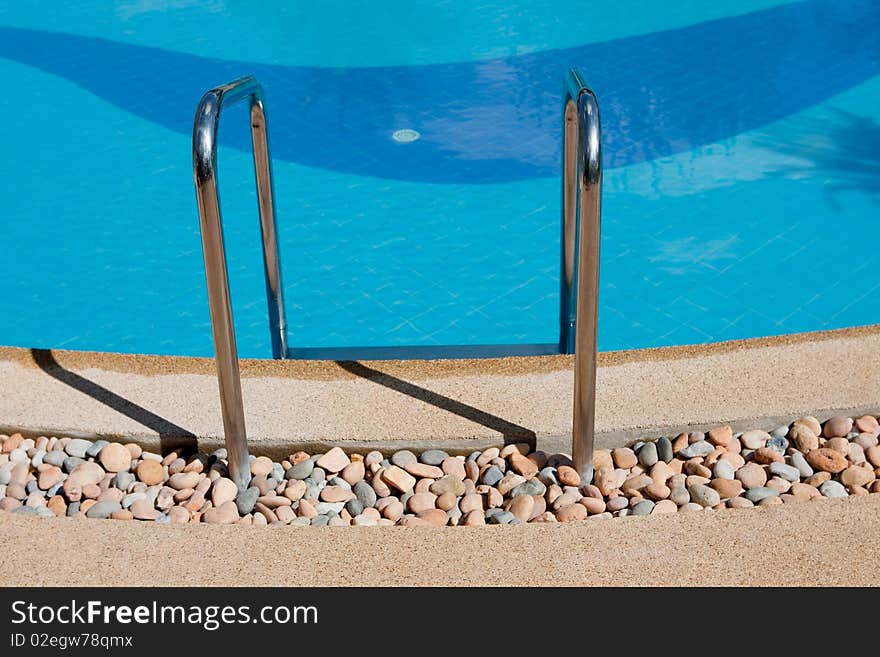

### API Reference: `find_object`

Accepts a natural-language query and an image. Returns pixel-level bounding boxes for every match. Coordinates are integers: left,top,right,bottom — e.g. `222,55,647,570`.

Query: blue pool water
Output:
1,0,878,357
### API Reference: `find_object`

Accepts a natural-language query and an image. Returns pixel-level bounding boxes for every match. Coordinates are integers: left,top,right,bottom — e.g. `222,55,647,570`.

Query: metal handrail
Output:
561,68,602,483
193,75,288,491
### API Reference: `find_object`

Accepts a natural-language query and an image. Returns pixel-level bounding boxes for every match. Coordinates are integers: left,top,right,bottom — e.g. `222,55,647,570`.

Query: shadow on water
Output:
336,360,537,448
757,108,880,206
29,349,198,455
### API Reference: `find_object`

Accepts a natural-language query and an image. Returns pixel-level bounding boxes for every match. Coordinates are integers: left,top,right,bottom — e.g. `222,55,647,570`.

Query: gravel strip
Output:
1,413,878,526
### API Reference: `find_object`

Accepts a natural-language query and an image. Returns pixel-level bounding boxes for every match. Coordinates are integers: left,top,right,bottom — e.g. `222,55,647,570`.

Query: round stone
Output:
391,450,418,468
713,460,735,480
136,460,165,486
769,462,801,482
630,500,655,516
656,437,673,463
211,477,238,507
429,475,465,497
789,451,813,478
637,442,658,468
805,448,848,474
840,466,874,489
709,478,743,499
688,483,721,508
744,486,779,503
819,480,848,499
612,448,637,469
168,472,200,490
64,439,93,458
823,416,853,438
250,456,274,477
353,480,378,508
98,443,131,473
735,463,767,489
419,449,449,466
285,460,314,480
678,441,714,459
557,465,581,487
555,504,588,522
740,430,770,450
85,500,121,519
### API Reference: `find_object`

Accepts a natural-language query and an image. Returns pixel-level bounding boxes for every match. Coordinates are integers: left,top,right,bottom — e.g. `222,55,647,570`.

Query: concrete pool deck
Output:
1,325,879,455
1,325,879,586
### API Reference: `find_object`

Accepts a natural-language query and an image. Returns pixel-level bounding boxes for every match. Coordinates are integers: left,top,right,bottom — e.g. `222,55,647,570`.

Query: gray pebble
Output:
310,515,330,526
419,449,449,466
26,480,40,495
467,451,482,462
537,467,558,486
678,441,714,459
315,501,345,515
481,465,504,487
391,450,418,468
66,502,80,517
511,479,546,497
155,514,170,524
328,517,348,527
789,451,813,478
328,476,351,491
766,435,789,454
86,440,109,458
62,457,84,473
771,425,789,438
30,450,45,467
638,442,658,468
769,463,800,482
271,463,285,482
713,460,735,480
310,467,326,484
285,460,314,480
42,451,67,468
121,492,146,508
744,487,779,503
85,501,121,519
379,459,392,469
35,507,55,518
345,498,364,517
688,483,721,508
291,517,311,526
64,439,93,459
12,506,38,516
656,437,673,463
46,483,63,498
820,480,848,499
353,481,377,508
489,511,515,525
303,479,323,500
236,487,259,515
484,507,505,520
0,468,10,486
630,500,655,516
9,449,28,463
113,472,135,492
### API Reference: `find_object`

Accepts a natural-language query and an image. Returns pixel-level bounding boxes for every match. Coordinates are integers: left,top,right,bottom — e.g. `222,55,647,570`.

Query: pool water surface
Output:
0,0,878,357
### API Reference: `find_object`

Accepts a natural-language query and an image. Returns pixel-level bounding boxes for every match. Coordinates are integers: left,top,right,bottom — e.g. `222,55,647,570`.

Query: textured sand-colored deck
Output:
2,325,879,457
2,496,878,587
1,326,878,587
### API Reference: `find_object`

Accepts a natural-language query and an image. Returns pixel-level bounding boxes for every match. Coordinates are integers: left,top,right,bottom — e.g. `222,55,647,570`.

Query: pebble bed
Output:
1,413,879,527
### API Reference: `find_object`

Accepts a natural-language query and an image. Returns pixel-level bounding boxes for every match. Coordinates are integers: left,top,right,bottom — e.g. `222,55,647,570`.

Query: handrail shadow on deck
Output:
336,360,537,448
29,349,198,454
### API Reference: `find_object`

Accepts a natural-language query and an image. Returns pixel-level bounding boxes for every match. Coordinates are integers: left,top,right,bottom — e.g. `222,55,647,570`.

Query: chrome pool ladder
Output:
193,69,601,489
193,75,287,490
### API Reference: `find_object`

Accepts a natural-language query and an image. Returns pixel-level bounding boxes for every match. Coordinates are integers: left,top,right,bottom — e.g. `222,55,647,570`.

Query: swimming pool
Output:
1,0,878,358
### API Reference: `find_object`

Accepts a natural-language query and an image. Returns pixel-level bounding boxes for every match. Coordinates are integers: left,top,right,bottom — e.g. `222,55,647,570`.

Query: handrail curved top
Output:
193,75,287,491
